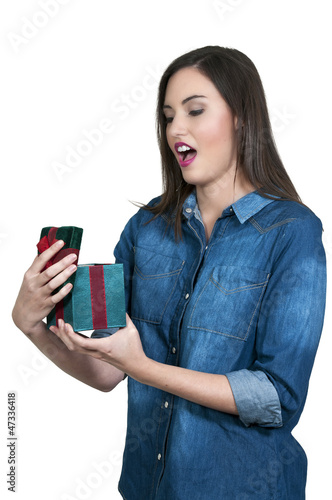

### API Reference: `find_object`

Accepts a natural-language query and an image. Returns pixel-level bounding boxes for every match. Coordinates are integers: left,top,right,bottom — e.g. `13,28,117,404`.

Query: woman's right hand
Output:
12,240,78,335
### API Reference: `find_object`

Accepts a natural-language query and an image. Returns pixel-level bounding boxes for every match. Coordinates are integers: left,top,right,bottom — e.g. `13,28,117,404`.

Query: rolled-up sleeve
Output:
226,369,282,427
227,213,326,428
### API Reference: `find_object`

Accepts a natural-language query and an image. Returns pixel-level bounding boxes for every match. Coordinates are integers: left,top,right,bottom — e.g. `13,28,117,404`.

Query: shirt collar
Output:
231,190,276,223
182,190,276,224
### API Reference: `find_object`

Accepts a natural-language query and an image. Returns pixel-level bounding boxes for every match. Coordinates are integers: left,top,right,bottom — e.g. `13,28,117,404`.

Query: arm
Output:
135,357,238,415
226,214,327,427
51,315,238,415
12,240,124,392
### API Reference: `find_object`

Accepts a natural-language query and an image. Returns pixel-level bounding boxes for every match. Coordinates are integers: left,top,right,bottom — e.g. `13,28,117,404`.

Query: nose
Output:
167,114,188,138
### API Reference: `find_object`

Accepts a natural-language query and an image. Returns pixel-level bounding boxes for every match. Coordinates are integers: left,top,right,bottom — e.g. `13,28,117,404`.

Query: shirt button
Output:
185,207,192,214
172,347,177,354
185,293,190,299
230,207,233,213
164,401,169,409
158,453,162,461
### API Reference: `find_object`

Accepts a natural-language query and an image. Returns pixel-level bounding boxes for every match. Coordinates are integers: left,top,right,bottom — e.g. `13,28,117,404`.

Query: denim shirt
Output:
111,190,326,500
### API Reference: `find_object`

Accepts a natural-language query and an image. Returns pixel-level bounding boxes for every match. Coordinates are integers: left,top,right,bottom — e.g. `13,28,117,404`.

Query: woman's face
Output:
163,67,239,189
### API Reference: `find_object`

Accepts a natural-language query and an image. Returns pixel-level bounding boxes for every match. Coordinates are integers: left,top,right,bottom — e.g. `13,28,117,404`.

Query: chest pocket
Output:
131,246,185,324
188,265,270,340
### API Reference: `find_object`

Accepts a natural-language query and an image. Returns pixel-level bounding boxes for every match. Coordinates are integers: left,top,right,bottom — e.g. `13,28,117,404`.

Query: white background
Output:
1,1,331,499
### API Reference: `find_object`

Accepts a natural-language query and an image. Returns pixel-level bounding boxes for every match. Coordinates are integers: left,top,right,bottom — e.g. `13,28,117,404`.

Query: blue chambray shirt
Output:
108,190,326,499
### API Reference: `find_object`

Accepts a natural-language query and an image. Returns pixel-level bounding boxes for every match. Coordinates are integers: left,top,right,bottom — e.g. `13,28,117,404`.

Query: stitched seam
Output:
131,316,160,324
132,261,185,323
134,264,184,279
149,402,167,499
206,217,232,254
210,276,269,294
188,279,209,327
249,217,297,234
188,273,270,340
189,326,247,341
243,274,270,340
118,486,127,499
187,220,204,251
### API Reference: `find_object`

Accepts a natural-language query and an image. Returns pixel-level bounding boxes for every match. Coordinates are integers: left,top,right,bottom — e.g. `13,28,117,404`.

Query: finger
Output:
50,320,77,349
48,282,74,306
42,263,77,295
51,321,102,354
31,239,65,274
51,319,87,345
39,253,78,286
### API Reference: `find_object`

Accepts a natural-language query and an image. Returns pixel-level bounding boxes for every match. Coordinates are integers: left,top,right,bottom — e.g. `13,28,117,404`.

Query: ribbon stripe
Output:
89,266,108,330
37,227,61,270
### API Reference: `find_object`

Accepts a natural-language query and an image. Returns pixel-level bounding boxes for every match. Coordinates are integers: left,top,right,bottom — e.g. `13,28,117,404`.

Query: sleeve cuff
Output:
226,369,283,428
91,328,119,338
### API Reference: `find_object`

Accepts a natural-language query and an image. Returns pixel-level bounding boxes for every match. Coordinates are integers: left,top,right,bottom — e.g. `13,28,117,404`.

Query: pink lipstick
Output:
175,142,197,167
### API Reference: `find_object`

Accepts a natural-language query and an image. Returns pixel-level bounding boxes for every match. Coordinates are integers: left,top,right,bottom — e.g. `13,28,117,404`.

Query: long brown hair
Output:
144,46,303,238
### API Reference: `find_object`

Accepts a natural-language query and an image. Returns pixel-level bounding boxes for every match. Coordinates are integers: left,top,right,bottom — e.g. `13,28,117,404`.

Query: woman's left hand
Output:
49,314,148,379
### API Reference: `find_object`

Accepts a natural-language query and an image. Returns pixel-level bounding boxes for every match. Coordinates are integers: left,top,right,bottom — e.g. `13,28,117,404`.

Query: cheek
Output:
165,128,173,151
199,118,234,151
202,123,231,152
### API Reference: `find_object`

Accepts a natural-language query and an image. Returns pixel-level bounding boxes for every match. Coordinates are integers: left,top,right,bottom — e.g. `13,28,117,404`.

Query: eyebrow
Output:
163,94,207,109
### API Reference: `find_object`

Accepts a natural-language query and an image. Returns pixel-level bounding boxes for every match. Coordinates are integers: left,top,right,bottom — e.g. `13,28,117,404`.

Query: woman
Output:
13,46,326,499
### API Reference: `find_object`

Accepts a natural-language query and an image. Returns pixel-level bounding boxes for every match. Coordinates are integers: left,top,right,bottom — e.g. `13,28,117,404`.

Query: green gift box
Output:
37,226,83,289
47,264,126,331
37,227,126,331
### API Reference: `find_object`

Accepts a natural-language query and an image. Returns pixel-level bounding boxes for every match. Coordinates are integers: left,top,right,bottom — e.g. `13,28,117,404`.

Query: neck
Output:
196,169,255,241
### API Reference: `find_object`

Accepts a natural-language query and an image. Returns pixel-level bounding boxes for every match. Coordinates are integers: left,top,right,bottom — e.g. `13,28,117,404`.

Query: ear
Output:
234,116,244,130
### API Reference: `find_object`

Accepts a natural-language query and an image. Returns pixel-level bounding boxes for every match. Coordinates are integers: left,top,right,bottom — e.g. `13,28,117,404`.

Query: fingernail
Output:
56,240,64,247
69,253,78,262
63,283,73,293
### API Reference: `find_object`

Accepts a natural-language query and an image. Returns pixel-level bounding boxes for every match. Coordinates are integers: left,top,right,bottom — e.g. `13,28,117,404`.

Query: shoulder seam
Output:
249,217,297,234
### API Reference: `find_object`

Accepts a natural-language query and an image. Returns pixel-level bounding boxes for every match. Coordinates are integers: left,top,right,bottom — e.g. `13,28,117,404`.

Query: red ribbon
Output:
37,227,60,269
37,227,79,271
89,266,108,330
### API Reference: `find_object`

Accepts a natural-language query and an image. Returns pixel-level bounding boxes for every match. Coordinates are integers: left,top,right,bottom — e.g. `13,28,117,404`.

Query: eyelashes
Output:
164,109,204,124
189,109,204,117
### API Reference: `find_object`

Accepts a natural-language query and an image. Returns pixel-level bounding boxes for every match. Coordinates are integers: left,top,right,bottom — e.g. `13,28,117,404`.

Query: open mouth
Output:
175,142,197,164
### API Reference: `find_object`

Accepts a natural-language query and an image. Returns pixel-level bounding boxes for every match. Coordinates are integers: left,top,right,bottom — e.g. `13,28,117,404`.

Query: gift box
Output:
37,226,83,289
37,226,126,331
47,264,126,331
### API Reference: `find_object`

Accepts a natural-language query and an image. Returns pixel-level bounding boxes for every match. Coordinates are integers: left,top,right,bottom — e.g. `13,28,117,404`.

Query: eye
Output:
165,116,174,124
189,109,204,117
